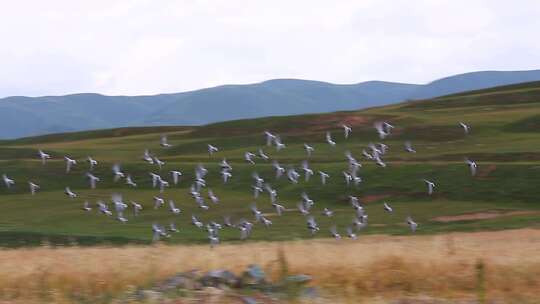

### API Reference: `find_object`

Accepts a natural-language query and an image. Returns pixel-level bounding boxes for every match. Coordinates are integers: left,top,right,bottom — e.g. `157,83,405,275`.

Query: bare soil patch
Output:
432,210,539,223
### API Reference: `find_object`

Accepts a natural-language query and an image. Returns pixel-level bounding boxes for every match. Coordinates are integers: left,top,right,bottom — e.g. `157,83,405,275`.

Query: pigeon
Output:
192,215,204,228
153,157,165,170
407,216,418,232
85,172,100,189
301,161,314,181
465,158,477,176
245,152,256,164
318,171,330,185
459,122,470,135
208,144,219,156
112,164,125,182
208,189,219,204
152,223,167,241
28,182,40,195
326,132,336,146
272,161,285,179
258,149,270,161
142,150,154,164
265,184,278,202
64,156,77,173
150,172,162,188
423,179,436,195
383,202,393,213
404,141,416,153
223,216,235,228
304,144,315,157
272,202,285,216
274,135,286,151
126,175,137,187
252,172,264,187
342,124,352,139
306,216,319,235
322,207,333,217
330,225,341,240
220,159,232,171
221,170,232,183
264,131,276,146
346,226,358,239
64,187,77,198
153,196,165,209
87,156,98,170
82,201,92,211
131,201,143,216
297,202,310,215
0,174,14,188
38,150,51,165
169,200,181,214
98,201,112,216
160,135,172,148
169,222,179,233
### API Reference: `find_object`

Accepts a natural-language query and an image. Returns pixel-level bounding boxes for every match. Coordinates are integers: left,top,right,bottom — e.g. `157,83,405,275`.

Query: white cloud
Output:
0,0,539,97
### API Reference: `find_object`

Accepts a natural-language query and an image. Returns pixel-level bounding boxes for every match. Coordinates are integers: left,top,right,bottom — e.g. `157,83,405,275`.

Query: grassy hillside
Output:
1,81,540,247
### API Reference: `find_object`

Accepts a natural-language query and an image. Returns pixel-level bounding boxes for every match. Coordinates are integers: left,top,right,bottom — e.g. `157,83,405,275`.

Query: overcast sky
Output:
0,0,539,97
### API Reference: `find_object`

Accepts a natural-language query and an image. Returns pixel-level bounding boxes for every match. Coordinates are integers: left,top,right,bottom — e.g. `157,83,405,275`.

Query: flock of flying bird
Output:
1,121,476,245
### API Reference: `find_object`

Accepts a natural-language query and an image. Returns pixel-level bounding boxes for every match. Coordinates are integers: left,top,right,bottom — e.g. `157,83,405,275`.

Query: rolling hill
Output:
2,70,540,139
0,81,539,247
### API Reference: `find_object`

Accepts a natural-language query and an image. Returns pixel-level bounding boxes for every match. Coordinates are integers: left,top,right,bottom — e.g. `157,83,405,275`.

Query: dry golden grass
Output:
0,229,539,303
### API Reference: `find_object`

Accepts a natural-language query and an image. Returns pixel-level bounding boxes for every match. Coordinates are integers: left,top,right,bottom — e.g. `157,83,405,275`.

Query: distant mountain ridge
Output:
1,69,540,139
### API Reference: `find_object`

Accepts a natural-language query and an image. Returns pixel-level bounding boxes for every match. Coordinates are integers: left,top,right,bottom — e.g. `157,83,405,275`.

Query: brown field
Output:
0,229,539,303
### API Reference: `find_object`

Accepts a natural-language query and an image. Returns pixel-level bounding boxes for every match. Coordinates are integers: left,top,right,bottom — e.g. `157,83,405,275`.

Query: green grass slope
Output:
1,82,540,247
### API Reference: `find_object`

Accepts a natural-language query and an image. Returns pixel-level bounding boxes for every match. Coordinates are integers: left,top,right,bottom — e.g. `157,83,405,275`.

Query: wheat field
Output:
0,229,539,303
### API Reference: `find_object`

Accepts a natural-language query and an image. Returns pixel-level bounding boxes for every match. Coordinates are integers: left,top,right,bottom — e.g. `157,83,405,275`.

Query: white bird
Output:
64,187,77,198
383,202,393,213
272,161,285,179
274,135,286,151
38,150,51,165
272,202,285,216
142,150,154,164
220,158,232,171
87,156,98,170
326,132,336,146
374,121,394,139
318,171,330,185
252,172,264,187
342,124,352,139
245,151,256,164
423,179,436,195
64,156,77,173
195,196,209,210
112,164,125,182
112,194,128,222
208,189,219,204
0,173,13,189
322,207,333,217
153,157,165,170
260,216,272,228
153,196,165,209
152,223,167,241
221,170,232,183
252,185,263,198
304,144,315,157
264,131,276,146
343,171,353,186
149,172,161,188
82,201,92,212
287,168,300,184
346,226,358,240
251,203,263,221
192,215,204,228
362,149,374,160
330,225,341,240
407,216,418,232
301,160,314,181
306,216,319,235
97,201,112,216
465,158,478,176
297,202,310,215
459,122,470,135
208,144,219,156
126,175,137,187
131,201,143,216
169,200,181,214
85,172,100,189
265,184,278,202
28,181,40,195
404,141,416,153
169,222,179,233
258,149,270,161
301,192,314,208
158,178,169,193
160,134,172,148
223,216,235,228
